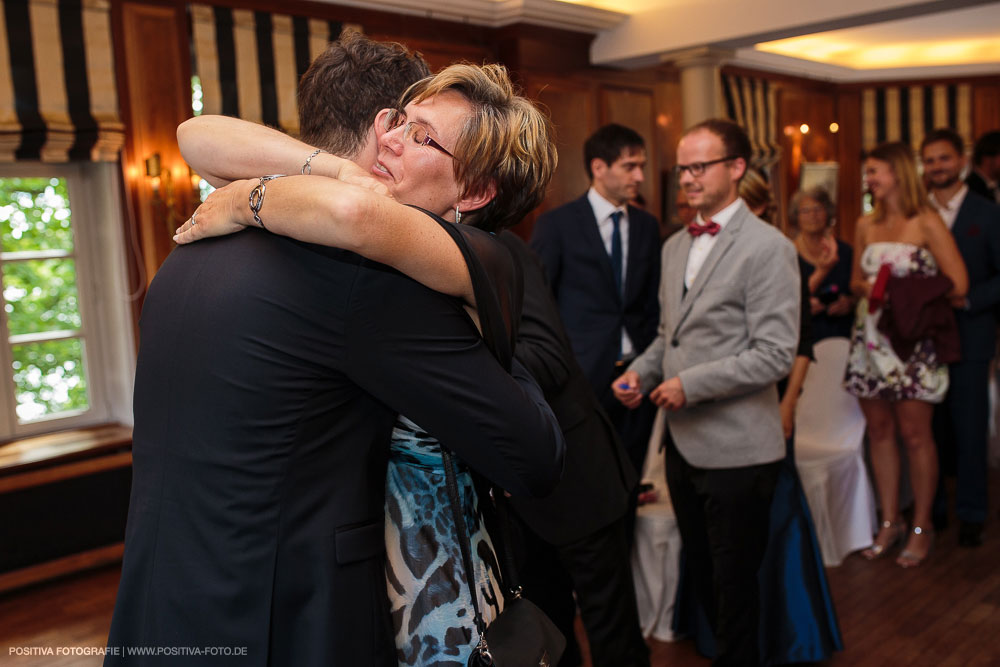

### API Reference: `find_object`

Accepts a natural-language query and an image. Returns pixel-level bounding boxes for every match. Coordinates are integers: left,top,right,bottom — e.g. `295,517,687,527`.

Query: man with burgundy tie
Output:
531,123,661,481
613,119,799,666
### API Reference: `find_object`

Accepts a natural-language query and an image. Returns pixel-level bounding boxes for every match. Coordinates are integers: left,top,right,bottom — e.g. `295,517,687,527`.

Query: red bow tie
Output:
687,220,721,237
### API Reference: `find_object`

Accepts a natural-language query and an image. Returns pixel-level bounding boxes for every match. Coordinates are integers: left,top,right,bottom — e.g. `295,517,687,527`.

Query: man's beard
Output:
929,173,959,190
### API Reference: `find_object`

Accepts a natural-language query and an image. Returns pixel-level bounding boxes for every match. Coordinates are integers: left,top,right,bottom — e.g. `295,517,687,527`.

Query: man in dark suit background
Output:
107,36,564,666
922,128,1000,548
966,130,1000,204
499,231,649,667
530,124,661,478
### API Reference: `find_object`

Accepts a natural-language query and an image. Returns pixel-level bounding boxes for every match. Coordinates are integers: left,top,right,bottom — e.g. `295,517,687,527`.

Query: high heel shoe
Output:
897,526,934,568
862,519,906,560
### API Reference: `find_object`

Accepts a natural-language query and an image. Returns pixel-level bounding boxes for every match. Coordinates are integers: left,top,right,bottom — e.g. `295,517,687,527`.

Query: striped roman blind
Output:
0,0,124,162
190,4,360,135
721,73,781,166
861,83,973,152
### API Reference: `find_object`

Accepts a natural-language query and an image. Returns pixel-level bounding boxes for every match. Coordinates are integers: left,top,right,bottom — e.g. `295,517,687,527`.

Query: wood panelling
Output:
494,23,595,79
972,79,1000,139
525,78,593,216
835,91,863,245
115,2,196,288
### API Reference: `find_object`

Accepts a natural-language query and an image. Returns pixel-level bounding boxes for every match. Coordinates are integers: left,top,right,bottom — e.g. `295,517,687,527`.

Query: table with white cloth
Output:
631,409,682,642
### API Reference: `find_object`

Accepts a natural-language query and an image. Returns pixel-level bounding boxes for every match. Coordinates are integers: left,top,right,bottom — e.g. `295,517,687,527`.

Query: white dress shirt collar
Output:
587,187,627,225
930,185,968,230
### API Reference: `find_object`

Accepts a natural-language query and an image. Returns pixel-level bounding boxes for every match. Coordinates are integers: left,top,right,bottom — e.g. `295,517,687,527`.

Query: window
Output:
0,163,135,439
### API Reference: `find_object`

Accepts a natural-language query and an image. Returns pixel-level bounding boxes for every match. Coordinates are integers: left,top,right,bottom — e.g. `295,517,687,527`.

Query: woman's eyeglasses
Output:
383,109,456,160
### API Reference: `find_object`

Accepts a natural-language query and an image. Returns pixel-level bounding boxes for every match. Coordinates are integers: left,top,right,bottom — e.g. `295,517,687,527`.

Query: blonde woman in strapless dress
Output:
844,142,968,568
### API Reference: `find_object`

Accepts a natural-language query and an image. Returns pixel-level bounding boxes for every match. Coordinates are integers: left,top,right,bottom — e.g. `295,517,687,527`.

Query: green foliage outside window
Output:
0,177,90,422
0,177,74,252
3,259,82,336
12,339,88,421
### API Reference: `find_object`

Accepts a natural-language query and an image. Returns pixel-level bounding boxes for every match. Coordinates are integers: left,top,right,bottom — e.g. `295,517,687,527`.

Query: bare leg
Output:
894,399,938,566
859,398,906,558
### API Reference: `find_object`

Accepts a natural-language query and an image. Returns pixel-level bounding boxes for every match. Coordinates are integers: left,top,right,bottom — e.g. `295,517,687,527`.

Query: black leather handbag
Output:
441,450,565,667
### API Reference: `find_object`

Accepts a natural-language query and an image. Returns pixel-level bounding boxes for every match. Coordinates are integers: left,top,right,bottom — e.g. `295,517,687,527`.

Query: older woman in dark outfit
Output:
791,187,855,343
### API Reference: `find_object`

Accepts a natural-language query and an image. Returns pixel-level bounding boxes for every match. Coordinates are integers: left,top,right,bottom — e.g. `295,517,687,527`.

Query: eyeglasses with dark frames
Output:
382,108,456,160
674,156,737,178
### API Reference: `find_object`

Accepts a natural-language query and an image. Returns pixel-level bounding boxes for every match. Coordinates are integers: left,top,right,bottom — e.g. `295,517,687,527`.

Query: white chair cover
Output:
631,409,682,641
794,337,877,566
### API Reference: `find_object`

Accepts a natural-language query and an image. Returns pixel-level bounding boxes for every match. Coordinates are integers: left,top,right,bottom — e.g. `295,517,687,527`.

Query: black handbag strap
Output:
441,448,489,638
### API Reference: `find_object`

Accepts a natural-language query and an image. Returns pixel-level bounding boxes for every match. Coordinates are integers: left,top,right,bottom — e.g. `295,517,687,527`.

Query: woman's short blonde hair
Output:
399,63,557,232
866,141,930,222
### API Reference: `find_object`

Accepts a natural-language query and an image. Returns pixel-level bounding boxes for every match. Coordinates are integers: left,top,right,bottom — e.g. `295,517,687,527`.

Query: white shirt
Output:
587,187,634,357
930,185,968,230
685,197,743,289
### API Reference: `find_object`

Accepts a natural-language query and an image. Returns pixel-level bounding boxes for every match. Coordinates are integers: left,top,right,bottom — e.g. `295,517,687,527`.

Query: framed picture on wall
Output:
799,162,840,202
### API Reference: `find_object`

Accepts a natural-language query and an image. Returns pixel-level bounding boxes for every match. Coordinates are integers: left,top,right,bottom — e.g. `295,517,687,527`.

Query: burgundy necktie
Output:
687,220,721,237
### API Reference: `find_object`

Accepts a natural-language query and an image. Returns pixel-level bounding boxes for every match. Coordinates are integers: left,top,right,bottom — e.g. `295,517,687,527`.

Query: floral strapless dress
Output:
843,242,948,402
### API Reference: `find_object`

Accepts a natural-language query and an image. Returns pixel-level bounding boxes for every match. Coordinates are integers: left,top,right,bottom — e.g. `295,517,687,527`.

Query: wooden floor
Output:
3,469,999,666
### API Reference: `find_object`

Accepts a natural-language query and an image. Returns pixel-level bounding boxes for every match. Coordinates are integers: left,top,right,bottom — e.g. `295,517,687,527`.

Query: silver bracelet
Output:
248,174,284,230
301,149,328,175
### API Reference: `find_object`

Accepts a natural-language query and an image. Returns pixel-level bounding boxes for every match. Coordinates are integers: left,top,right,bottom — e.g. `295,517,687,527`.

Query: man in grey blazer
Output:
613,119,799,666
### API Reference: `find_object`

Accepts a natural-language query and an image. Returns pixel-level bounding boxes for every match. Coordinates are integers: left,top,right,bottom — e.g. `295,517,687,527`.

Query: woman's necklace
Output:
796,232,828,265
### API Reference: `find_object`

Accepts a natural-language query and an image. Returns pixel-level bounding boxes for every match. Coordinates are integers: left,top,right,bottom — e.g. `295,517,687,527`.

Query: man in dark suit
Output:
499,231,648,667
615,119,799,667
966,130,1000,204
531,123,661,477
107,37,564,666
922,128,1000,548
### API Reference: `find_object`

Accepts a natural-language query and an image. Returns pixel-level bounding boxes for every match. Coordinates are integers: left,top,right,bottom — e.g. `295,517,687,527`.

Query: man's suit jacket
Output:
499,232,636,546
629,200,799,469
966,169,999,205
107,230,564,666
530,195,661,399
950,191,1000,360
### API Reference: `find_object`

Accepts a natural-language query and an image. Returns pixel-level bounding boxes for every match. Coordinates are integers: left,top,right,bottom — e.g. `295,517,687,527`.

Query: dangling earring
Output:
455,206,462,224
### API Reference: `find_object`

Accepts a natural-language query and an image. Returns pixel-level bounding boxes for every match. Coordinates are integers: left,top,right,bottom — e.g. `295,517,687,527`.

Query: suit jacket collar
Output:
673,200,750,331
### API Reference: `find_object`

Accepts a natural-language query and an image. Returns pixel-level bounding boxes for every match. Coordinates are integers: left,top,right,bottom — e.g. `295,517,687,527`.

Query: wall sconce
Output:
145,152,179,238
829,122,840,134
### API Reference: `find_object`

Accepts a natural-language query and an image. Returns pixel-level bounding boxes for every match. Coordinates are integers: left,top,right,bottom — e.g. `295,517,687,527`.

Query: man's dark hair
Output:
972,130,1000,166
921,128,964,156
684,118,752,178
584,124,645,180
297,31,430,157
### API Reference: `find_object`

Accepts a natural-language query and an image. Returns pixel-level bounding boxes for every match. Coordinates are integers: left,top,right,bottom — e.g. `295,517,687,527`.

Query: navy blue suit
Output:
531,194,661,474
935,191,1000,525
499,232,648,667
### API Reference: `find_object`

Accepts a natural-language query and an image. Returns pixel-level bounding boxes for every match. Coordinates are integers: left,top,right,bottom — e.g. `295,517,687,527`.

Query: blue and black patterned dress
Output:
384,417,504,666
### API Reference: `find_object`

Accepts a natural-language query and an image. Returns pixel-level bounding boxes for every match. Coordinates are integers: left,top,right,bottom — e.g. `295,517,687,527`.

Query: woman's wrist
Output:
306,151,346,179
236,179,259,227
